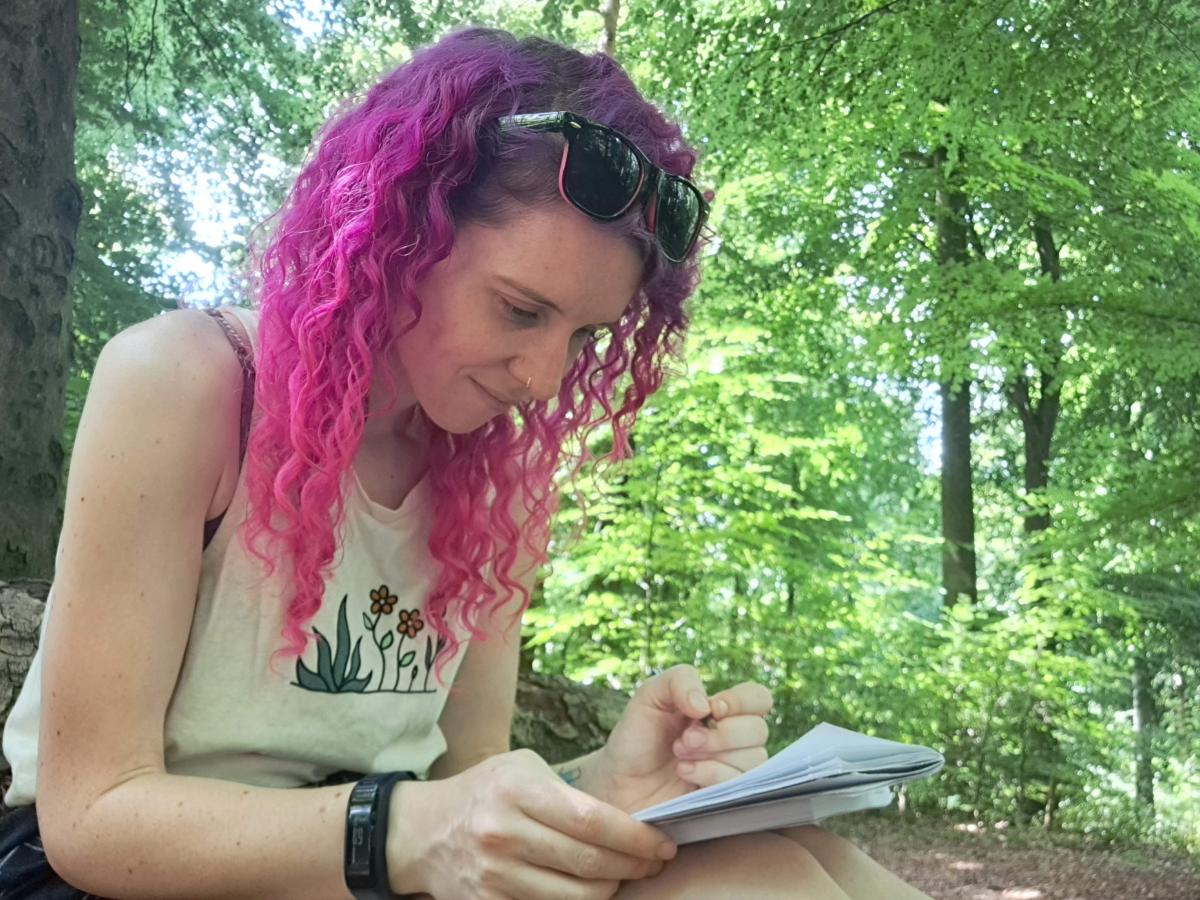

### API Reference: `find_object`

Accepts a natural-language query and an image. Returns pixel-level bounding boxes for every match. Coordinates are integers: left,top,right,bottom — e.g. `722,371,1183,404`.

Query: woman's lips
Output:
472,378,512,412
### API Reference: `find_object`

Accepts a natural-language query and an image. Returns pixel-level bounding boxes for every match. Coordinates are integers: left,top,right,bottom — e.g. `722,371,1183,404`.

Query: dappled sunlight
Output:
965,891,1044,900
935,853,1045,897
846,818,1200,900
948,858,984,872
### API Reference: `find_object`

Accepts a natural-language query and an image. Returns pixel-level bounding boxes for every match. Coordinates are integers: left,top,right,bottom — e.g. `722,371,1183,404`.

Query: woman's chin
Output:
421,406,508,435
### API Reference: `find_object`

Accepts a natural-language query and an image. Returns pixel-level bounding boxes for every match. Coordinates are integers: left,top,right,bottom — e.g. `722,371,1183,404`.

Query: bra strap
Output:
202,307,257,549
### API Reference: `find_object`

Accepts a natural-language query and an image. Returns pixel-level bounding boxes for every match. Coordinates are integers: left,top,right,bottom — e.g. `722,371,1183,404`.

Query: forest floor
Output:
833,817,1200,900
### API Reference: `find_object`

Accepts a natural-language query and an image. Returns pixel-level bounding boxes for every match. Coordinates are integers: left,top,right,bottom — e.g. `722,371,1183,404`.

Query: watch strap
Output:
344,771,418,899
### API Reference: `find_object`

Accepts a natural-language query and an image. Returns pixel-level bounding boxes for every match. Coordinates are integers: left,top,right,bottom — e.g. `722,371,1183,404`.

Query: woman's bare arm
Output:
429,457,556,780
34,310,365,899
427,613,522,780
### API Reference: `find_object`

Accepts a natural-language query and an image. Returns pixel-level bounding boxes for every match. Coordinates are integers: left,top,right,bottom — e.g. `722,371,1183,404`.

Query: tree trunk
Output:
0,0,82,580
1042,774,1057,829
639,463,661,677
0,581,49,771
1010,213,1063,537
599,0,620,56
940,382,977,604
1132,648,1157,812
935,149,977,606
1007,214,1066,827
517,575,545,674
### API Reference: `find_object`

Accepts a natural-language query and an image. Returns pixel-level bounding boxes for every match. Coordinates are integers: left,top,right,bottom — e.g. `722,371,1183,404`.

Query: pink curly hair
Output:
241,28,702,673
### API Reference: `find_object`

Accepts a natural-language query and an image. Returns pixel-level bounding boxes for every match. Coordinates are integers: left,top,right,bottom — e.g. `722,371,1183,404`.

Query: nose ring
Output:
524,375,532,390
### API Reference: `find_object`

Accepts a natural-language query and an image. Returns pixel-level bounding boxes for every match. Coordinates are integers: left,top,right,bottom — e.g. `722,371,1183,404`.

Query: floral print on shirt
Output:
293,585,448,694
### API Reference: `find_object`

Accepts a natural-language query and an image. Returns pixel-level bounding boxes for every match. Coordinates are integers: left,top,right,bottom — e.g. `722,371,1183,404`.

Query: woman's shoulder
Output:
98,308,249,404
86,309,250,501
105,306,242,360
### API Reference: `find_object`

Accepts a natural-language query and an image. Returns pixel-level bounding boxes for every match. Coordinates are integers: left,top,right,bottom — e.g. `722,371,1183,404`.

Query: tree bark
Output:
0,0,82,580
940,382,977,604
935,149,977,606
1132,648,1157,812
599,0,620,57
0,580,51,776
1009,212,1063,536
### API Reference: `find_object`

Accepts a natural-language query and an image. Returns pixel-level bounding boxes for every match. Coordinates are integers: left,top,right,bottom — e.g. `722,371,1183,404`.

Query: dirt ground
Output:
833,818,1200,900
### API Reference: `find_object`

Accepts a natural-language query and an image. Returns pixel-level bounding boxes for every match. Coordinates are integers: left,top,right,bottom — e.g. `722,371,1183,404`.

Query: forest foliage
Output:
65,0,1200,850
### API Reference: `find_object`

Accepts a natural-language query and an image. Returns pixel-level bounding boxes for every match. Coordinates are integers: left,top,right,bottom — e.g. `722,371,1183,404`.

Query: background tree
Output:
0,0,82,580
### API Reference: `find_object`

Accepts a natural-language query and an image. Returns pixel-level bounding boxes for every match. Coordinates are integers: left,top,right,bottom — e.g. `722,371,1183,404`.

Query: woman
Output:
1,27,930,899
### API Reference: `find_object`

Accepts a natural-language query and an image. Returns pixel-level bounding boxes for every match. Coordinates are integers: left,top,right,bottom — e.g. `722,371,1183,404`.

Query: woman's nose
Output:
519,332,577,402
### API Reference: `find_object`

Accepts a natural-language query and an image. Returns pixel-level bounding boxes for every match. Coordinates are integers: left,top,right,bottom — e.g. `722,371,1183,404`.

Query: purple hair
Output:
241,28,702,673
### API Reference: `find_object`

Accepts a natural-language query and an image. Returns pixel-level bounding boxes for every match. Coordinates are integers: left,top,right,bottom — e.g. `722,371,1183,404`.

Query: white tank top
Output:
3,308,468,803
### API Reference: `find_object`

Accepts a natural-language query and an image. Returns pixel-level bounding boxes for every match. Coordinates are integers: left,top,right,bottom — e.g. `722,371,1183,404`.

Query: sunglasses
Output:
497,111,709,264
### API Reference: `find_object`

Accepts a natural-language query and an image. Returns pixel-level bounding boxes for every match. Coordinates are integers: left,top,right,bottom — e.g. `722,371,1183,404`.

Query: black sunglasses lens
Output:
563,124,643,218
656,176,703,261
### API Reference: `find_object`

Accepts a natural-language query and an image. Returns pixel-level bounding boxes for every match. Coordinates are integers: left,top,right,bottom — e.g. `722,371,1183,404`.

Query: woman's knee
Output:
777,825,861,867
616,832,852,899
776,826,932,900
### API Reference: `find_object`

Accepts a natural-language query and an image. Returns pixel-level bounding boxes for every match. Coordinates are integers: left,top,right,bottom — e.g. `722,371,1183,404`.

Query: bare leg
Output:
615,832,854,900
777,826,932,900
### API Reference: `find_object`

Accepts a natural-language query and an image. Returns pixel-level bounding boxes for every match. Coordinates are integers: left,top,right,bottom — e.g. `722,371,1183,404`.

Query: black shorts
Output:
0,805,99,899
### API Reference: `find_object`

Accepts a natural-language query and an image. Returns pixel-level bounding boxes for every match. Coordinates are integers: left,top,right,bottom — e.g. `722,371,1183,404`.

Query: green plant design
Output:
294,586,447,694
423,632,448,692
294,594,372,692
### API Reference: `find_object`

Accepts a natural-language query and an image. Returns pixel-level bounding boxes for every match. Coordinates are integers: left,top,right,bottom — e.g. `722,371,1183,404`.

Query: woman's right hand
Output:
388,749,675,899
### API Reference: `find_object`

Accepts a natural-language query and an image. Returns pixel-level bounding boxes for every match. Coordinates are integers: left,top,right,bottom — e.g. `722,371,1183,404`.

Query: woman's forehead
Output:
457,208,642,323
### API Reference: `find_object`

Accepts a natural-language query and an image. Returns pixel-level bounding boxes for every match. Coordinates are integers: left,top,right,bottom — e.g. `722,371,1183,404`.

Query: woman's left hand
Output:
590,665,773,814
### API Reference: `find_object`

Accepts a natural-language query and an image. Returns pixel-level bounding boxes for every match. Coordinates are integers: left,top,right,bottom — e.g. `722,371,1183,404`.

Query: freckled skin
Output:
383,204,643,435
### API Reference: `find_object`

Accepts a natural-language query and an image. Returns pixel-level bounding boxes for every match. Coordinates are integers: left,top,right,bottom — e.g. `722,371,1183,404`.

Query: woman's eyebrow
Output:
496,276,620,329
496,276,563,314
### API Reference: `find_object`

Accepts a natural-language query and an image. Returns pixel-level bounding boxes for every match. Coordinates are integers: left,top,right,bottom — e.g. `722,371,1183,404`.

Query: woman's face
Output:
392,203,644,434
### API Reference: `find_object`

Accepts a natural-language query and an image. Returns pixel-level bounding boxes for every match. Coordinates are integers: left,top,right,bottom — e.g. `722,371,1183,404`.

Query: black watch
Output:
344,771,419,899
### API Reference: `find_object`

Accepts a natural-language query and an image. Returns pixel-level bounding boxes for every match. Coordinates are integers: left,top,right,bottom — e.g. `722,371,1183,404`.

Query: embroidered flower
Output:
396,609,425,638
370,585,397,616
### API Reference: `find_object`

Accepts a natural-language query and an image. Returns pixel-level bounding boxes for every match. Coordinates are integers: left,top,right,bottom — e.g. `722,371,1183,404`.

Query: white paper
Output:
632,723,943,845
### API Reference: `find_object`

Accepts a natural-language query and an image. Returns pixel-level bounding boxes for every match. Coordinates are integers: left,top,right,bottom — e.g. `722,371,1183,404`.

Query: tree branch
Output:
810,0,913,77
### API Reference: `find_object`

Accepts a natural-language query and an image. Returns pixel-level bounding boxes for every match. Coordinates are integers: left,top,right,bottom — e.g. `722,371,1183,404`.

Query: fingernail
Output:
678,760,695,774
688,690,708,714
713,698,729,718
684,729,705,748
657,842,678,860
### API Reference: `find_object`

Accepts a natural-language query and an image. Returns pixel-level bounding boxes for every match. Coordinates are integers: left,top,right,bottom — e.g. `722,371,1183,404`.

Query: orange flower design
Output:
370,585,397,616
396,609,425,638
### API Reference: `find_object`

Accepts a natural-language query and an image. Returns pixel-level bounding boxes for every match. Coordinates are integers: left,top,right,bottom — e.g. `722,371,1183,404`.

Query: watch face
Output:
344,772,418,895
345,778,384,886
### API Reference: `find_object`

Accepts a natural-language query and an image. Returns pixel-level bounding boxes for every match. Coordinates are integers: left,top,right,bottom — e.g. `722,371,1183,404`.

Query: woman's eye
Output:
504,301,540,325
502,298,606,345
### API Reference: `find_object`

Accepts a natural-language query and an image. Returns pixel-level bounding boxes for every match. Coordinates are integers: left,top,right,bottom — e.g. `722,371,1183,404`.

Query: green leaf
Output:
313,628,335,689
398,651,416,668
332,595,351,688
295,658,329,692
348,638,365,682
